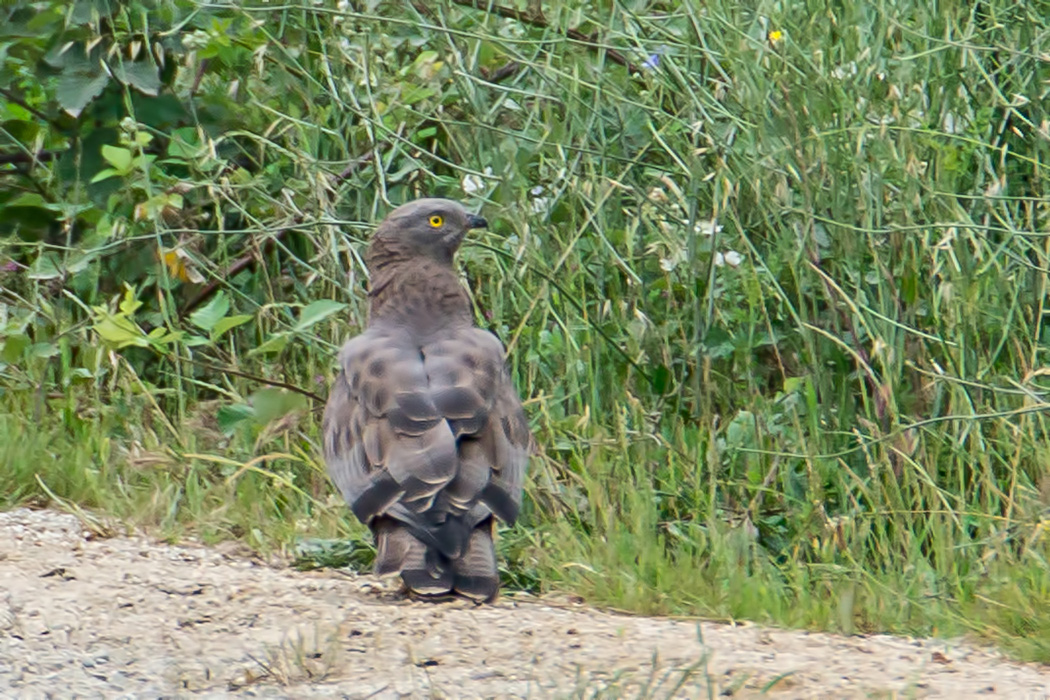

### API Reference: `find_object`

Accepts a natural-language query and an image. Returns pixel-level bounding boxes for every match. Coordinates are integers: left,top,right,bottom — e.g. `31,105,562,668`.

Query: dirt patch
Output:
0,508,1046,698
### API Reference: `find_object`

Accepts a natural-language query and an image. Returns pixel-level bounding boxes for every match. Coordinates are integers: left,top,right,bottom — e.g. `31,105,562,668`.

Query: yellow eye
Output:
429,215,444,227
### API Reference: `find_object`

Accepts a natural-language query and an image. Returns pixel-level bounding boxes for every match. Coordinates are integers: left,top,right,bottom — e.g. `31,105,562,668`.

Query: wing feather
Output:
323,324,530,565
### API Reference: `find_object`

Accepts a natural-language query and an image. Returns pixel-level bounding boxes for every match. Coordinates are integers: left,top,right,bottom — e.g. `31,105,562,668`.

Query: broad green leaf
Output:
649,364,671,394
1,334,29,363
168,128,202,158
28,342,59,359
111,60,161,96
725,409,756,449
101,145,133,173
5,192,53,208
251,388,307,424
249,333,289,356
131,153,158,169
64,248,100,275
90,167,120,183
27,252,63,280
93,314,148,349
189,292,230,332
293,300,346,332
69,1,98,25
57,65,109,117
146,328,182,347
118,285,142,316
217,404,255,434
1,119,39,143
401,85,435,105
212,314,253,340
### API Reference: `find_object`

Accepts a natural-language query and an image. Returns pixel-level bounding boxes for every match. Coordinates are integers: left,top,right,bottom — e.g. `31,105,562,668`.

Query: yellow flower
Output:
161,247,205,284
768,29,784,44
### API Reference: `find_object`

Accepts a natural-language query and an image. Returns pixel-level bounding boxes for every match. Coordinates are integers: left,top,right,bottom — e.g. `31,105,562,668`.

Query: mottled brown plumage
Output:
322,198,531,601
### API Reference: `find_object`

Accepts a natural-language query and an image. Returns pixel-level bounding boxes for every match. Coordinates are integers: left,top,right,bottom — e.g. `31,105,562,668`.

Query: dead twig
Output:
0,87,60,126
483,60,522,83
180,231,285,315
0,150,63,166
336,141,391,183
186,357,327,404
449,0,643,76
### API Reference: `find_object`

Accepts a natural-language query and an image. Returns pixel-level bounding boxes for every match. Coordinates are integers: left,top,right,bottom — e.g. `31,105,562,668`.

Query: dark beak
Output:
467,214,488,229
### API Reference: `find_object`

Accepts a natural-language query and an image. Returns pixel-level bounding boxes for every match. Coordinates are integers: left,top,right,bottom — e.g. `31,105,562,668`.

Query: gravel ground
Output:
0,508,1048,699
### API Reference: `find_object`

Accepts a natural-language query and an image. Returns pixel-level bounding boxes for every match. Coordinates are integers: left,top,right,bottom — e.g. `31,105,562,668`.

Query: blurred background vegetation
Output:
2,0,1049,662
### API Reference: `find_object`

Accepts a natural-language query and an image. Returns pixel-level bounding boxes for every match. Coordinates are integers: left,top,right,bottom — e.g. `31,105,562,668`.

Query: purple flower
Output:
642,46,668,70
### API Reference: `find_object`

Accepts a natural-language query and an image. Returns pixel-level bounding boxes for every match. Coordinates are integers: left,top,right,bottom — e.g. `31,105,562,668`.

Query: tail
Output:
451,518,500,602
373,517,499,602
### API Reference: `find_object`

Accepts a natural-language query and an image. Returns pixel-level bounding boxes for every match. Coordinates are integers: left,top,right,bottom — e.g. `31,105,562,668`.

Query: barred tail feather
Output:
452,519,500,602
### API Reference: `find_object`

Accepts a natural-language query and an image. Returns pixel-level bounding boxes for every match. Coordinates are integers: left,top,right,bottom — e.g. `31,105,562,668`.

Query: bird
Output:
322,198,532,602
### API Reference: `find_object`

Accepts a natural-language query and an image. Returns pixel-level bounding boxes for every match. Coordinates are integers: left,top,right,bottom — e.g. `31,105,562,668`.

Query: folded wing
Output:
322,324,530,594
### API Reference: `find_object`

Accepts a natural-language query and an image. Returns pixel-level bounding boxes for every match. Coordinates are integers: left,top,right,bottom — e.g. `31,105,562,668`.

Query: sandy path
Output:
0,508,1047,699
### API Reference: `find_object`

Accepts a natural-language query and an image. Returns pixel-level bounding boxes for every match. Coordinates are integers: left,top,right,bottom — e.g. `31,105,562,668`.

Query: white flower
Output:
461,166,493,195
690,219,722,236
714,250,743,267
660,248,686,272
831,61,858,80
529,185,550,214
647,187,668,203
942,112,965,134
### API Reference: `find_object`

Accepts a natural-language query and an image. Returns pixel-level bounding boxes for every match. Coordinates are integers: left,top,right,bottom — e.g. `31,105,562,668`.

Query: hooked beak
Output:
467,214,488,229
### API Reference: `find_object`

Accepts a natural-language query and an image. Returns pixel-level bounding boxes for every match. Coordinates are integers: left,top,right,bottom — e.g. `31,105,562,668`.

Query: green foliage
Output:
3,0,1050,662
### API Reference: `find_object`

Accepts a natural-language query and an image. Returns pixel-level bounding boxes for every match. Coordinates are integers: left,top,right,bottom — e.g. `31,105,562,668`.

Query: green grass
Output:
3,0,1050,666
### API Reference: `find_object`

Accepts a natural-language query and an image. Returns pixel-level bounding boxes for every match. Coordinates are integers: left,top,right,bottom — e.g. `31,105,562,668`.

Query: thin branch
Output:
0,149,63,166
180,231,285,315
190,58,211,95
449,0,643,76
188,358,327,404
483,60,522,84
336,141,390,183
184,135,386,315
0,87,58,126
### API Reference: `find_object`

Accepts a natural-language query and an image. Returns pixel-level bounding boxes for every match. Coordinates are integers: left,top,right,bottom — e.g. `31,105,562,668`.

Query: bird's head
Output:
370,198,487,264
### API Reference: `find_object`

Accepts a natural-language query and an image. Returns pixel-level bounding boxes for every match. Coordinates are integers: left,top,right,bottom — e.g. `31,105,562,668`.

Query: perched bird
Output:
322,198,531,602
